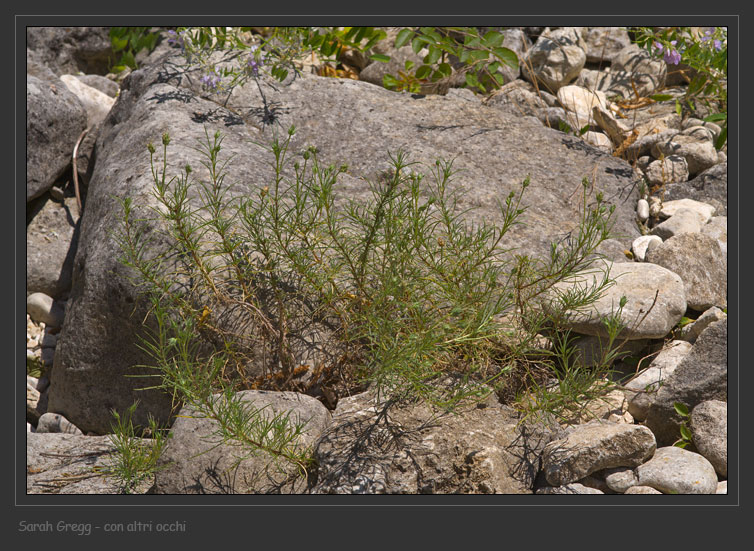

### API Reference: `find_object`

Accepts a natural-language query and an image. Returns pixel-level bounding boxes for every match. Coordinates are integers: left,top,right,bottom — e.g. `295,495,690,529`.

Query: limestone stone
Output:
624,485,663,494
536,483,604,494
645,155,689,186
682,306,726,344
522,27,587,92
603,466,639,493
50,50,642,434
663,162,727,216
659,198,716,222
26,292,65,328
547,260,687,340
36,412,84,435
652,134,719,176
632,235,662,262
650,208,705,239
60,74,115,128
636,200,650,223
645,319,727,446
153,390,331,494
581,27,631,63
645,232,727,311
700,216,727,258
623,340,693,422
26,71,88,202
690,400,727,477
636,446,718,494
26,432,151,494
313,387,560,494
542,422,656,486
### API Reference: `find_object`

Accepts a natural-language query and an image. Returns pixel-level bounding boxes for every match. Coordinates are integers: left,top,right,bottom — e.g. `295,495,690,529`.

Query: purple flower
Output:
653,41,663,53
714,39,723,51
246,45,266,77
663,48,682,65
167,29,186,49
200,69,222,91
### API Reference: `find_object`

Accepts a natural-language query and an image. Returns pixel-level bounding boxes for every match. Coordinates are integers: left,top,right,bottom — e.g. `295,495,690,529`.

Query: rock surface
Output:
313,388,560,494
690,400,727,477
26,71,88,202
646,232,727,311
635,446,718,494
153,391,331,494
548,260,687,340
645,319,727,446
541,422,656,486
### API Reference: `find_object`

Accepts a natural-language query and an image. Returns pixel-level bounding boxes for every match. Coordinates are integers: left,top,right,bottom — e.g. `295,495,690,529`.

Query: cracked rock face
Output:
312,388,562,494
541,422,656,486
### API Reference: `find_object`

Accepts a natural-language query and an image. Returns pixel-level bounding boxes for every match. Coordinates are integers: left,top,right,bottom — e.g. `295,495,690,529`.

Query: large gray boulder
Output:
312,387,561,494
645,318,727,446
49,50,641,434
153,391,331,494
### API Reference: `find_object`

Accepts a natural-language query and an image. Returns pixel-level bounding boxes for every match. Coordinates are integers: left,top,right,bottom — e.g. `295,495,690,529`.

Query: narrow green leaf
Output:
370,53,391,63
492,47,519,69
415,65,432,79
714,125,727,149
424,45,442,65
121,51,137,70
383,74,399,88
703,112,727,122
482,30,504,48
680,424,693,441
111,36,128,52
438,62,452,77
395,28,414,49
673,402,689,417
650,94,675,102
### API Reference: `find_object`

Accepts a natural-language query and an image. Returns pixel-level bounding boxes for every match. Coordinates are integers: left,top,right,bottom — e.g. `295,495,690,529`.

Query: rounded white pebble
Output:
637,199,650,222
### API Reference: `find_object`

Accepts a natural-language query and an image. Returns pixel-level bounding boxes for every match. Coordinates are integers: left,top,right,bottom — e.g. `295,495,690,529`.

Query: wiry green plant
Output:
116,125,627,471
104,401,171,494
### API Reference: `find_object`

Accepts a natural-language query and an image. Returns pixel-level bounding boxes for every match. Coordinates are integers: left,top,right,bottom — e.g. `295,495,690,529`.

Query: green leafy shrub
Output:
104,401,170,494
384,27,518,94
109,27,161,72
115,123,627,470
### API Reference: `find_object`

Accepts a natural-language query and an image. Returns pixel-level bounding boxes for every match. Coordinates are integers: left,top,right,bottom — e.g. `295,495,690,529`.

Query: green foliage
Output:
104,401,170,494
385,27,518,94
144,26,520,99
109,27,161,72
26,354,44,378
633,26,727,149
117,123,626,470
672,401,694,449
